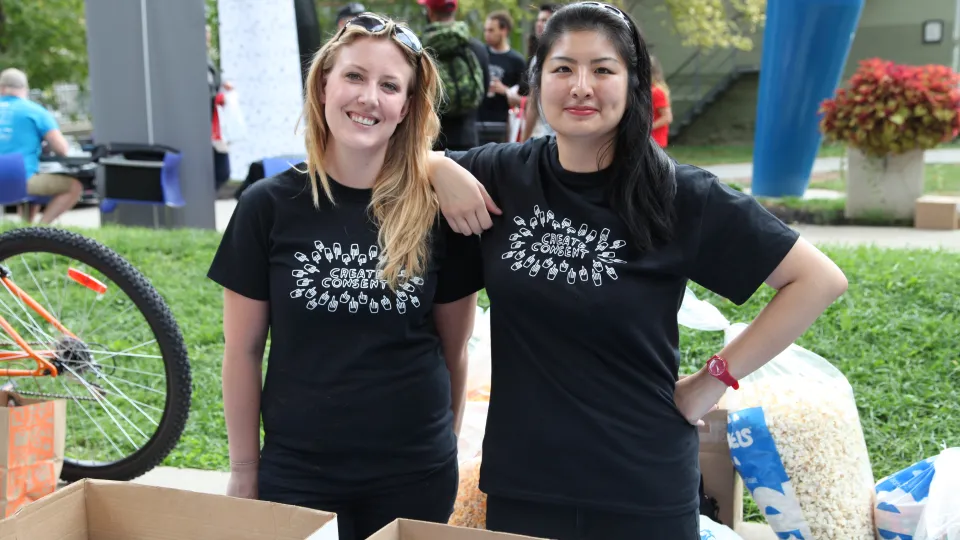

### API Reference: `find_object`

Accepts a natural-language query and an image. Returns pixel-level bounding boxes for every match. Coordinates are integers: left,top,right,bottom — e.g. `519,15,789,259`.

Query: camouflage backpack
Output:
422,21,485,117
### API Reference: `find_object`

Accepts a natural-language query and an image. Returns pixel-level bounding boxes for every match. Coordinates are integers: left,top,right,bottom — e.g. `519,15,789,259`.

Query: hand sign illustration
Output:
333,243,342,258
349,299,359,313
295,252,308,263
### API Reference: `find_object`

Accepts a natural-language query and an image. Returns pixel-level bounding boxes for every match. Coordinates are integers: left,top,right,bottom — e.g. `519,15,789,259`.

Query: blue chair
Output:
100,149,185,214
262,155,307,178
0,153,36,221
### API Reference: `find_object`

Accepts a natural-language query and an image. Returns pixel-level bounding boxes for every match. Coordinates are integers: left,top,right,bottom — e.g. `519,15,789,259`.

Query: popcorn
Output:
449,456,486,529
730,376,875,540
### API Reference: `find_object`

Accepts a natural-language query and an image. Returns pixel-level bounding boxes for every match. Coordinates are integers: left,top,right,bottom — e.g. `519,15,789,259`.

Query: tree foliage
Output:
645,0,766,50
0,0,88,90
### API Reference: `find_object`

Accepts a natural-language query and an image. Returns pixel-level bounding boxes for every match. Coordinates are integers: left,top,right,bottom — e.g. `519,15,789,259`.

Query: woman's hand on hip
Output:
674,368,727,427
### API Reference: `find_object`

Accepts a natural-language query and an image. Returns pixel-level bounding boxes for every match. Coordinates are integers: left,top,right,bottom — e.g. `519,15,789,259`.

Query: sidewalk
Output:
698,146,960,181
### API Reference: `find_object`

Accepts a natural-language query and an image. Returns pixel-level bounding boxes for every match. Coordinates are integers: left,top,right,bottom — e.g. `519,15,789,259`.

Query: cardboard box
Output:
735,522,778,540
915,195,960,230
0,478,339,539
368,519,544,540
698,395,743,531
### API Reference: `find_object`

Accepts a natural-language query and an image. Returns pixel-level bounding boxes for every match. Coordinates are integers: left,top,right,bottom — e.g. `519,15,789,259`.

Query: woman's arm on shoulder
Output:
428,147,505,236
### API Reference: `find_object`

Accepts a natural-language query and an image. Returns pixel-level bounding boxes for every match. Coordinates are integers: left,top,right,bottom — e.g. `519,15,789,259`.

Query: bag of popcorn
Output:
679,288,876,540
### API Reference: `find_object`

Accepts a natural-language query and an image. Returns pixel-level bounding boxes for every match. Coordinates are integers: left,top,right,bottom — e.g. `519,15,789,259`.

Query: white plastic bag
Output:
915,448,960,540
679,288,875,540
217,89,248,144
700,515,744,540
874,453,938,539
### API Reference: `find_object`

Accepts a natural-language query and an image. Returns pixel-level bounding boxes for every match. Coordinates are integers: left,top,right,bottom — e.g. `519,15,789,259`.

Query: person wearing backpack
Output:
419,0,490,151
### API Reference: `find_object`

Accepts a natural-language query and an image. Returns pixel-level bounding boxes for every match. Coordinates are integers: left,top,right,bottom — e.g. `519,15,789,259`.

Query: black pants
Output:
258,459,458,540
213,149,231,190
486,495,700,540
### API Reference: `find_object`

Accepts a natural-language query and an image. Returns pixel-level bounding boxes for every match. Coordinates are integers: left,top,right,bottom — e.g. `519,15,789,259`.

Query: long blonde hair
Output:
300,18,442,292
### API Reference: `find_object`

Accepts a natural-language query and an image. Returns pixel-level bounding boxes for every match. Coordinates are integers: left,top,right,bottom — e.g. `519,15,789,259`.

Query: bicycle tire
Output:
0,226,192,481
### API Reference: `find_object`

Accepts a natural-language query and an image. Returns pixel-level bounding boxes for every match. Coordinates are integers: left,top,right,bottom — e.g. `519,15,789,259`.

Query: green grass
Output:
3,224,956,518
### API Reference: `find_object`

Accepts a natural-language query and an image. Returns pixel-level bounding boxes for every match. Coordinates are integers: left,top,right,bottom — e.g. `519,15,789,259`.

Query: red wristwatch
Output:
706,355,739,390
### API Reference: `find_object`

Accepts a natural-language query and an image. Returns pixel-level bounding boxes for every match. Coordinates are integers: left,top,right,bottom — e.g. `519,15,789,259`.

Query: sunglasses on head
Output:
575,2,646,74
577,2,632,27
338,13,423,56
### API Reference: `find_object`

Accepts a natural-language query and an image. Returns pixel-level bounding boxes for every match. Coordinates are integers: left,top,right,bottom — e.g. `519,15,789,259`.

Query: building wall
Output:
663,0,959,144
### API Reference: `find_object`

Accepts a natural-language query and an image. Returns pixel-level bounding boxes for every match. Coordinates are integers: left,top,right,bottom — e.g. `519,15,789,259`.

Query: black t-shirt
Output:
207,166,479,494
447,137,800,515
478,48,528,124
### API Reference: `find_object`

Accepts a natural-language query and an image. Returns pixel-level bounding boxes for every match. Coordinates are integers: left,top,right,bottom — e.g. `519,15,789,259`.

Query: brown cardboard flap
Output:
368,519,547,540
0,479,338,540
698,405,743,531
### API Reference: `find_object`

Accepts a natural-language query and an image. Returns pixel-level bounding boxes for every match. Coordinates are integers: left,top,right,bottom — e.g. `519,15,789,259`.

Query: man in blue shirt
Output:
0,68,82,224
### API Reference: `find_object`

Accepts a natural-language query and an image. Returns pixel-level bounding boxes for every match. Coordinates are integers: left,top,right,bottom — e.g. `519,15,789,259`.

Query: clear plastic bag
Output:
915,448,960,540
680,288,875,540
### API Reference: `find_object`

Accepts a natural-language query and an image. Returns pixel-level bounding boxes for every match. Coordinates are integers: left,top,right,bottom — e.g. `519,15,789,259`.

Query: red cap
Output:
418,0,457,11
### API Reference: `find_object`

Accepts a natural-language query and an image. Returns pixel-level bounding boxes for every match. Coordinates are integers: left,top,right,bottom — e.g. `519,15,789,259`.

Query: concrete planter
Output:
845,147,925,220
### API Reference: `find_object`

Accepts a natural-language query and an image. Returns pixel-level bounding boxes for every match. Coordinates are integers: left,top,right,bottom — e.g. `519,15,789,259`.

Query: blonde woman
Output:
207,14,479,540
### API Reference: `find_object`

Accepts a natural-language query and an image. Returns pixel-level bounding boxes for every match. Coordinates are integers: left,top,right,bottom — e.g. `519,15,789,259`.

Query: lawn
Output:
4,224,956,519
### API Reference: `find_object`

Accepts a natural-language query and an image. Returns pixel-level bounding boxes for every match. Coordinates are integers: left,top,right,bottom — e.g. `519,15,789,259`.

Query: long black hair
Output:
530,2,676,253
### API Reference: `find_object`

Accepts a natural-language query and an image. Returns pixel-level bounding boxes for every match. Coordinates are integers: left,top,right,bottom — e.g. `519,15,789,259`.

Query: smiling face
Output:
322,36,415,153
539,30,629,142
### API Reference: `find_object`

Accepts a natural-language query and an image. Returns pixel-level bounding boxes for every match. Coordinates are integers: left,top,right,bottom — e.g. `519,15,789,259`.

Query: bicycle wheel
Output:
0,226,191,481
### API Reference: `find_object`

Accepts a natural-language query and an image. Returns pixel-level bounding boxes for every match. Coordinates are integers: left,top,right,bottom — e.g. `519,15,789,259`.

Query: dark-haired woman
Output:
426,2,848,539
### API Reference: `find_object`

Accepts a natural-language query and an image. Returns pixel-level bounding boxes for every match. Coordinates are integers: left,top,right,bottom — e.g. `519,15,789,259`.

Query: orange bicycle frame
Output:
0,267,106,377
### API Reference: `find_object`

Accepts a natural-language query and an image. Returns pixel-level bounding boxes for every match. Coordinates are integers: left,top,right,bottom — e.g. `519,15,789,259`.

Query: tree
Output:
0,0,88,91
630,0,766,50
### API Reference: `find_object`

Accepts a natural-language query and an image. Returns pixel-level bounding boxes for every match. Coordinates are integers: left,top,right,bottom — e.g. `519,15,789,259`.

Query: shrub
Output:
819,58,960,158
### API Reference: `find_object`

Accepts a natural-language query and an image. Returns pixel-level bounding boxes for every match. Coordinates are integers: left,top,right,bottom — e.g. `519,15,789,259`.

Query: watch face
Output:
708,357,725,376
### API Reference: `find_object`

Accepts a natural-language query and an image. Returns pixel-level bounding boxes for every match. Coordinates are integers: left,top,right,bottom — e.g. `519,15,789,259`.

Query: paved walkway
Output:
46,197,960,251
699,146,960,181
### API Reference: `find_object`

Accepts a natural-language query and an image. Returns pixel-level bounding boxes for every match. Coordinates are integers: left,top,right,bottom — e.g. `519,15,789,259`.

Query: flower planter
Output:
845,147,925,220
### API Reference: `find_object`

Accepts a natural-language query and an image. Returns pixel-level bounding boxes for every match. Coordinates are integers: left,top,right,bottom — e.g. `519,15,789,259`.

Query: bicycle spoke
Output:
57,378,125,460
0,282,57,347
86,340,159,364
98,364,166,379
101,375,165,396
20,256,55,325
88,371,160,428
84,303,138,340
61,363,146,446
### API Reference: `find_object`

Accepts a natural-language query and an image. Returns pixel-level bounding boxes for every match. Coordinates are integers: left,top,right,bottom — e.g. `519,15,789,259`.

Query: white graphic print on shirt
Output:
501,206,627,286
289,241,423,314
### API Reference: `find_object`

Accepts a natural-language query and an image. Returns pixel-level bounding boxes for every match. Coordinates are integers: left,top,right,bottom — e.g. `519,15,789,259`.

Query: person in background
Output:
0,68,84,224
425,3,848,538
209,12,479,540
336,3,366,30
207,25,233,192
520,3,558,141
479,10,528,128
650,55,672,148
419,0,490,151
